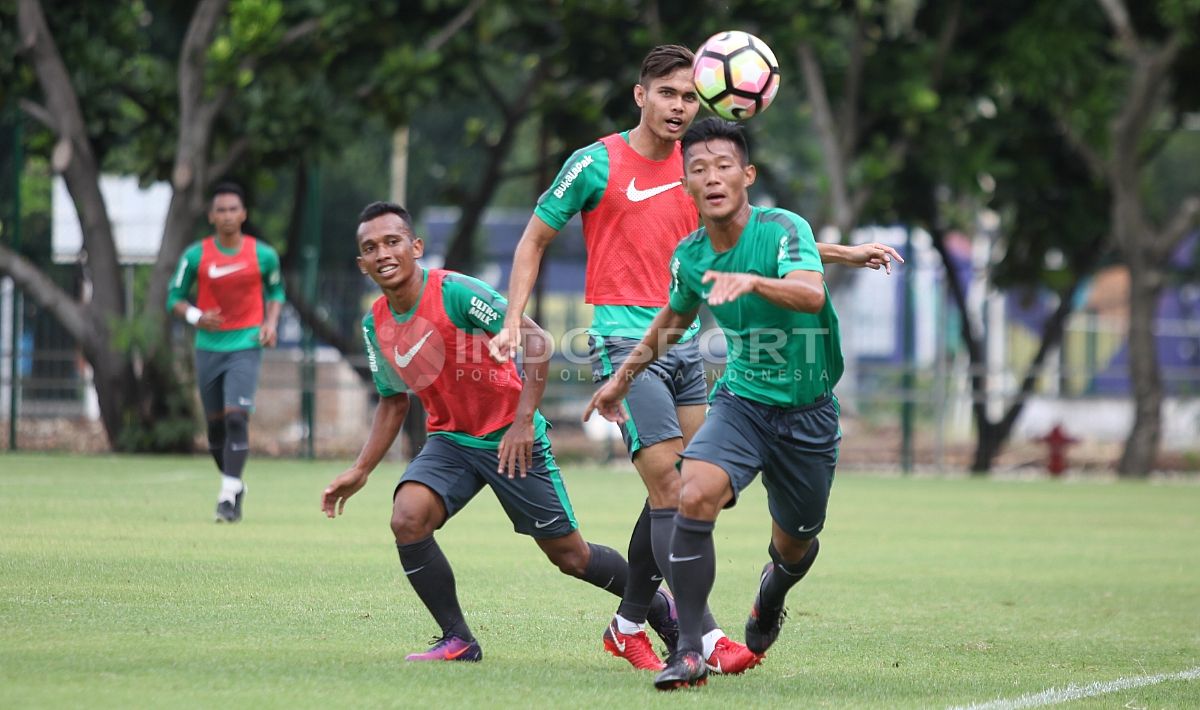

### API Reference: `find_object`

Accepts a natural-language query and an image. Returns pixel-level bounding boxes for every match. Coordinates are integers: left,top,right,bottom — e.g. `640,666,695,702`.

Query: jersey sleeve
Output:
667,248,702,314
362,312,409,397
257,242,286,302
775,212,824,277
532,141,609,230
166,242,203,310
441,273,509,335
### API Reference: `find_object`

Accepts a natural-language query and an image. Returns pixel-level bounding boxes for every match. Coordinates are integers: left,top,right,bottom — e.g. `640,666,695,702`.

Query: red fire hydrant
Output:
1038,424,1078,477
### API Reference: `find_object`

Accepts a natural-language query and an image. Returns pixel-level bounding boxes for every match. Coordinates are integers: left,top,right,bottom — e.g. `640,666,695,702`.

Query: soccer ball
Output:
692,31,781,121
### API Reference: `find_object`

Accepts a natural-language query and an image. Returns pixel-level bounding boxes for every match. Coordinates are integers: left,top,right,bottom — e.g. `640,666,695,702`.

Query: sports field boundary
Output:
948,666,1200,710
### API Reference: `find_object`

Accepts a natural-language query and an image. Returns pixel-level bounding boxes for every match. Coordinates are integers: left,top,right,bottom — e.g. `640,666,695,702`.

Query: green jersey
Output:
534,131,698,342
362,268,547,449
667,206,843,408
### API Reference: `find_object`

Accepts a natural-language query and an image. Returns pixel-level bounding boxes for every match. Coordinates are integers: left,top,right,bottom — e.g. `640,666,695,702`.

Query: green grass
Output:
1,453,1198,709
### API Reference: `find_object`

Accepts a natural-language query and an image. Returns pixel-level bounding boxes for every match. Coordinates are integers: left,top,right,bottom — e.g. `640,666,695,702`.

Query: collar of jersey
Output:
387,267,429,323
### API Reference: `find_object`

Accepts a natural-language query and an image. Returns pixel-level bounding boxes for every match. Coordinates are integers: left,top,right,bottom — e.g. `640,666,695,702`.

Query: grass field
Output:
1,453,1198,709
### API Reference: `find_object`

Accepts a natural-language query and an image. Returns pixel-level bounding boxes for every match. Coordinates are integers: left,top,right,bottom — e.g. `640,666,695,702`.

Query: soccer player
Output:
585,118,856,690
491,45,899,673
168,182,284,523
319,202,650,662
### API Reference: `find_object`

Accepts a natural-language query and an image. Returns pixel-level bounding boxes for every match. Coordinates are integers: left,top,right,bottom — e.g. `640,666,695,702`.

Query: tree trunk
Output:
1117,260,1163,476
974,281,1085,472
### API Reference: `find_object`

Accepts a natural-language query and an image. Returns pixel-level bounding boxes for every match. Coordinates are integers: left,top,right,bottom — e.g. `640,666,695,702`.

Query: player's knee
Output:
545,543,589,577
390,508,434,544
224,409,248,438
646,473,681,505
677,483,717,519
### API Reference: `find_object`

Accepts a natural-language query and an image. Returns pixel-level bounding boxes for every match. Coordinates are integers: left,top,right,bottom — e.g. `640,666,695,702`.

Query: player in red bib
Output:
319,202,652,663
168,183,284,523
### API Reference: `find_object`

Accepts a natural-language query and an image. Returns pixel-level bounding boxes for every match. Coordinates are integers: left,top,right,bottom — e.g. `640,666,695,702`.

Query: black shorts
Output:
195,348,263,415
396,432,578,539
589,336,709,458
681,384,840,540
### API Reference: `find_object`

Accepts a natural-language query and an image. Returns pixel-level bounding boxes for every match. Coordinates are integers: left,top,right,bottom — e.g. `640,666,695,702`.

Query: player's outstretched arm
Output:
490,216,560,363
498,316,551,479
817,242,903,274
321,393,409,518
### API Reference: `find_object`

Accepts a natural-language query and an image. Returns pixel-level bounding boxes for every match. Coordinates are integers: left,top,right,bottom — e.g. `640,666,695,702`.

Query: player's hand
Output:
488,324,521,363
845,242,904,273
258,322,278,347
197,308,224,331
498,421,535,479
702,271,759,305
321,468,369,518
583,376,630,424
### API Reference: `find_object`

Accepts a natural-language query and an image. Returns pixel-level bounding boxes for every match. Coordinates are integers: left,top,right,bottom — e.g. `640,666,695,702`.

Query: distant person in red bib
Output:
319,202,643,663
167,183,284,523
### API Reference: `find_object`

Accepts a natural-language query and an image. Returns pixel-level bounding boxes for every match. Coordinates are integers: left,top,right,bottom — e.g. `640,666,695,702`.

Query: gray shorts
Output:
681,384,841,540
589,335,709,458
396,432,578,539
195,348,263,416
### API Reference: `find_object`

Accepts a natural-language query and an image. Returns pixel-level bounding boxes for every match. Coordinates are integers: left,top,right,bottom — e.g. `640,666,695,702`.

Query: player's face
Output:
635,67,700,143
683,138,756,223
208,194,246,237
357,213,424,290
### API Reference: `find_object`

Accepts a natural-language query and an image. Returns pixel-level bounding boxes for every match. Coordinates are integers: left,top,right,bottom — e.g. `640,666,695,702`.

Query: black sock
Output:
223,410,249,479
396,537,473,641
615,501,659,623
669,514,716,655
760,538,821,611
579,542,628,596
206,418,225,472
648,508,675,587
651,507,719,634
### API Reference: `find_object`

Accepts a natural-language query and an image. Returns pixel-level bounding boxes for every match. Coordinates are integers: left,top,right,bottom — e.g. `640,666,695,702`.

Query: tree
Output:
1086,0,1200,474
1004,0,1200,474
2,0,323,450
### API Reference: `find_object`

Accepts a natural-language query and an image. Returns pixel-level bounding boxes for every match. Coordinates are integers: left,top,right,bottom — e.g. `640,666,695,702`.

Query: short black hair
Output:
681,117,750,165
211,181,245,204
640,44,694,84
357,201,415,231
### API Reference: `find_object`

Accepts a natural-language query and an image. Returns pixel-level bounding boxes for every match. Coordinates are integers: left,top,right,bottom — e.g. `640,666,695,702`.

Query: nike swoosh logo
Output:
708,658,723,673
208,263,246,279
533,516,560,529
625,178,681,203
611,627,626,653
444,644,471,660
797,523,819,533
668,553,702,563
404,565,426,576
650,574,664,582
394,331,433,367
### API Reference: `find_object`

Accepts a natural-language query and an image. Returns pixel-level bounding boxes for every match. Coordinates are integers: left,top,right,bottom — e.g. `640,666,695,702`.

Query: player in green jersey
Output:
585,118,883,690
168,183,284,523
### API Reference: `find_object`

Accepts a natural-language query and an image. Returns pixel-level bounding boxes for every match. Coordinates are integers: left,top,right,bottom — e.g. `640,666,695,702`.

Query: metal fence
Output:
2,265,1198,469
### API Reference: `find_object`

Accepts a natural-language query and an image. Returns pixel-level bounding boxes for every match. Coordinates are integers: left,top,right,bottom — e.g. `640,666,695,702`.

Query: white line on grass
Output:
949,666,1200,710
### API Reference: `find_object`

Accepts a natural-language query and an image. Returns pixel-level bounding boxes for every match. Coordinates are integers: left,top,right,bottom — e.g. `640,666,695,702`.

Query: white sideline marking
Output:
949,666,1200,710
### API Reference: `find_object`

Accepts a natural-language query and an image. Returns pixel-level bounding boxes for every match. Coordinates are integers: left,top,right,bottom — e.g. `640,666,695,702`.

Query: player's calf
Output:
744,563,787,655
